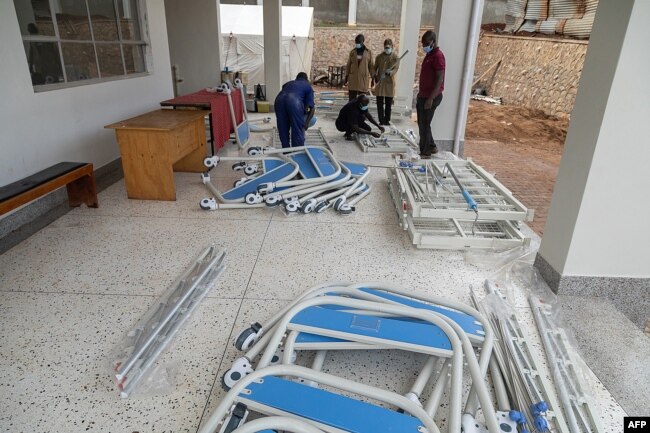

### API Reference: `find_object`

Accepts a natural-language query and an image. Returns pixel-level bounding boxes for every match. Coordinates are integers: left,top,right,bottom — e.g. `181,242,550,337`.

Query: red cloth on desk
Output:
161,89,244,151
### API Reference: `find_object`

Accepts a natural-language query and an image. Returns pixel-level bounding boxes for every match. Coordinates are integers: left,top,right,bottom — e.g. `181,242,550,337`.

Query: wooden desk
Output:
105,109,209,201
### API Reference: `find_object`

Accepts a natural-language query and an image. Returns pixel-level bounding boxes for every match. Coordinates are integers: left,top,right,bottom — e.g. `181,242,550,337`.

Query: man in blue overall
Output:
274,72,315,148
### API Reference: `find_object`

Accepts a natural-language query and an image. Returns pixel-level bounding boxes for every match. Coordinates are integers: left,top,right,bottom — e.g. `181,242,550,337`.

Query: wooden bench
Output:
0,162,98,216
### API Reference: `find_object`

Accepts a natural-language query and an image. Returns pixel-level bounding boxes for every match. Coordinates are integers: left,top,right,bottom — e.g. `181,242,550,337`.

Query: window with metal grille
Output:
14,0,150,91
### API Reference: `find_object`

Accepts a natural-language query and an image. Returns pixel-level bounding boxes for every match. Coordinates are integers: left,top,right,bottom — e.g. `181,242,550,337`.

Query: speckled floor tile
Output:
245,220,491,301
0,214,268,298
0,292,240,433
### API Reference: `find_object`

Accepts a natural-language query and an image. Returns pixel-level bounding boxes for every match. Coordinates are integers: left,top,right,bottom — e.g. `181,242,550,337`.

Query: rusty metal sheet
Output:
506,0,528,18
563,12,595,38
525,0,549,20
549,0,586,19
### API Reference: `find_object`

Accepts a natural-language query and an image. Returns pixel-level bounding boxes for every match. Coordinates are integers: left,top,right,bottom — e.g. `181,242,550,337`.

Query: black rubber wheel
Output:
200,200,211,210
221,371,231,391
234,328,256,350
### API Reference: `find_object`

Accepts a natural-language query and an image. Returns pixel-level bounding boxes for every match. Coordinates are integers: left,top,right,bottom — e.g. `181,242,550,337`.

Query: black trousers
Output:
335,118,371,137
416,94,443,155
348,90,368,101
376,96,394,124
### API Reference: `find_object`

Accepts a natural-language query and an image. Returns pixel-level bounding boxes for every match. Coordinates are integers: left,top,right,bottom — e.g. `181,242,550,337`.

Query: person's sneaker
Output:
420,153,432,159
344,134,354,141
432,145,439,154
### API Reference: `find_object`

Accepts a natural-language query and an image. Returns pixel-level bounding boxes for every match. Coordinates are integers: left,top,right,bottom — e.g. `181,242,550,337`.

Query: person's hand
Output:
371,132,381,138
424,98,433,109
378,126,385,133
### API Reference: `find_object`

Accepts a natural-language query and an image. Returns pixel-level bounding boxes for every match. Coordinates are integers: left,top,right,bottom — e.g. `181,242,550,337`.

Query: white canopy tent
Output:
219,4,314,87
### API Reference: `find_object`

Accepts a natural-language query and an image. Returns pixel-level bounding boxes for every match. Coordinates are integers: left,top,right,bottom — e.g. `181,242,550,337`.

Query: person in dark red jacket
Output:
416,30,445,158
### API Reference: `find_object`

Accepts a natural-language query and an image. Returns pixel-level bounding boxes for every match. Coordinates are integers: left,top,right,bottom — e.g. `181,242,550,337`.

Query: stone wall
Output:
312,27,429,84
474,33,588,117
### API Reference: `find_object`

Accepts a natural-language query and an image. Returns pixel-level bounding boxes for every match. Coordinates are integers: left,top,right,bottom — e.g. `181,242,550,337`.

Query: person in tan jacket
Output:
373,38,399,125
344,34,374,101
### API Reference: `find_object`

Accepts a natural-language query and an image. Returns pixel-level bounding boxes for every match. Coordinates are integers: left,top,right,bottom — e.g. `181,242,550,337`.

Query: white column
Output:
302,0,310,7
430,0,475,154
538,0,650,280
396,0,423,111
348,0,357,26
263,0,282,107
164,0,222,95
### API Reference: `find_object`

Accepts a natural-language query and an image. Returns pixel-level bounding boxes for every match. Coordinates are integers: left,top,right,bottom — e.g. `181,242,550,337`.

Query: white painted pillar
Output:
535,0,650,326
303,0,310,7
396,0,423,111
431,0,475,154
164,0,222,95
348,0,357,26
257,0,263,5
263,0,282,107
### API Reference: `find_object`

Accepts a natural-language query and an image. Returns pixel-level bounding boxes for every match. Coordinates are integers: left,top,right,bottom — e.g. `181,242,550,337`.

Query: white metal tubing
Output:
424,361,450,417
282,331,299,364
256,296,464,433
454,0,486,155
305,350,327,387
116,249,225,381
347,184,372,206
232,416,327,433
409,356,439,398
198,365,442,433
489,356,510,411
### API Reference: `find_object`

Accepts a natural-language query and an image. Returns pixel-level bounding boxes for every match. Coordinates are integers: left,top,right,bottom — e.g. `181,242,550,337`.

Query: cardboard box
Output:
257,101,270,113
221,71,248,86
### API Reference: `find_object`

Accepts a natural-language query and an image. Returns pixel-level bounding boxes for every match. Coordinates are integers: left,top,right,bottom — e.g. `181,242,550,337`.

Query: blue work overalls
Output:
274,79,315,148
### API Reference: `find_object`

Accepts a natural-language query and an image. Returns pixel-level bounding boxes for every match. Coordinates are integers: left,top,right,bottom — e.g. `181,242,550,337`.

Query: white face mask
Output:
384,47,392,55
355,43,362,49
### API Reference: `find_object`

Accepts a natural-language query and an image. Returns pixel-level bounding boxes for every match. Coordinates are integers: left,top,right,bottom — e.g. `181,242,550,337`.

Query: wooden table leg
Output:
67,173,99,208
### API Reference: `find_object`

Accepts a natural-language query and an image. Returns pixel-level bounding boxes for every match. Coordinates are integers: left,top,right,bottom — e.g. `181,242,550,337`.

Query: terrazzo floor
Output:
0,113,631,432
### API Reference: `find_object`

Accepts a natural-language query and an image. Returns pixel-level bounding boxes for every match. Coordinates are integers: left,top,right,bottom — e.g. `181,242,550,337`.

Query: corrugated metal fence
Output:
504,0,597,38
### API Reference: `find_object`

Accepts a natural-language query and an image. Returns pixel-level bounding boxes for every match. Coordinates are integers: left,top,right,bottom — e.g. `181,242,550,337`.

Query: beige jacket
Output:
373,51,399,97
346,47,374,92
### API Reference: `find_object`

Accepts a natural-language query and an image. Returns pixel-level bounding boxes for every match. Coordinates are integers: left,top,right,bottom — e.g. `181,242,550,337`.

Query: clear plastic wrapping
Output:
111,245,227,398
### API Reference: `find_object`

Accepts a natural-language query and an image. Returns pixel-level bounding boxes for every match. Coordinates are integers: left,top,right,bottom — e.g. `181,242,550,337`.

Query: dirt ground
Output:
464,100,569,235
465,100,568,156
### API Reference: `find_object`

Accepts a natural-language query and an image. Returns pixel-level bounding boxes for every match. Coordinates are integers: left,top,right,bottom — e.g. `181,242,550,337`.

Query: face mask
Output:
355,43,362,49
384,47,392,55
423,43,433,54
360,104,369,111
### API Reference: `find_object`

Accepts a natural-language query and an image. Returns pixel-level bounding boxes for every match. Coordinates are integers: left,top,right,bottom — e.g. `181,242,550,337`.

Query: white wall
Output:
0,0,173,187
539,0,650,278
164,0,222,96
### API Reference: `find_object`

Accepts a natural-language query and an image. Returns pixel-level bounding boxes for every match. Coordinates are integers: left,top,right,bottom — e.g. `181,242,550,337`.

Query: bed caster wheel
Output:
204,156,219,168
222,402,248,433
200,172,211,184
200,198,217,210
283,196,298,205
245,193,263,205
247,146,262,156
302,198,317,214
244,165,259,176
232,162,246,171
222,357,254,390
332,196,346,211
234,177,248,188
338,204,355,215
285,201,300,213
265,194,282,207
314,201,329,213
257,183,274,194
234,323,261,351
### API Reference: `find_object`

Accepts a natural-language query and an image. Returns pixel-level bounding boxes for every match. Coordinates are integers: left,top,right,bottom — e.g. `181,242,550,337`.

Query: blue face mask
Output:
355,43,362,49
384,47,392,55
360,104,369,111
423,44,433,54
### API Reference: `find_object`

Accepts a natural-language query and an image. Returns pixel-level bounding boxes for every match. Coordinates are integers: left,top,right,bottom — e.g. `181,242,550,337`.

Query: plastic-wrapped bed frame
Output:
355,127,418,153
219,282,514,433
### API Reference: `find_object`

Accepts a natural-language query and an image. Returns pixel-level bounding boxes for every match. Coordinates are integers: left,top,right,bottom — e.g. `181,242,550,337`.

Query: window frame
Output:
18,0,151,92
